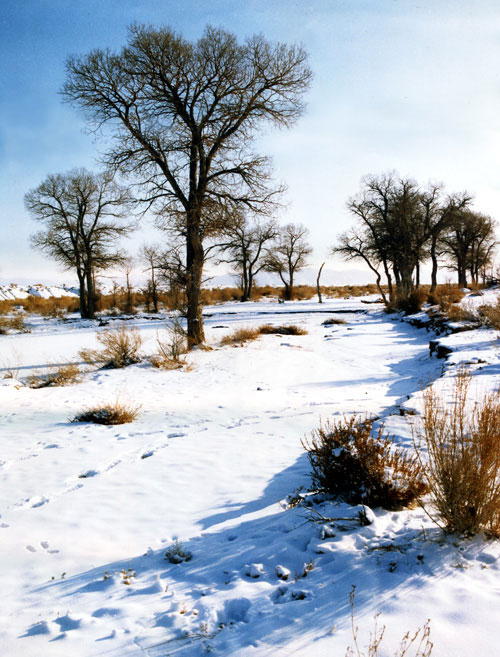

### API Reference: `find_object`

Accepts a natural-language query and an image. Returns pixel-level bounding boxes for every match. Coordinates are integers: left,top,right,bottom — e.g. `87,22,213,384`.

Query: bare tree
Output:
441,210,496,287
26,169,134,319
333,229,388,304
140,244,162,312
336,173,474,302
265,223,312,300
62,24,312,346
217,212,278,301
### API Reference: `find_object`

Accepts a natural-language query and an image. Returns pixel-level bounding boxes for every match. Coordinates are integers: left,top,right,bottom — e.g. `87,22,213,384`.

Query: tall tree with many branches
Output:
62,24,312,346
26,169,134,319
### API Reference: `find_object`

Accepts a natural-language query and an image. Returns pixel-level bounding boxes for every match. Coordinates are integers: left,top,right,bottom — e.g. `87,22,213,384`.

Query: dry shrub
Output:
427,284,464,311
346,586,433,657
20,295,79,316
150,319,188,369
0,300,16,315
201,287,242,305
302,416,428,509
416,370,500,535
322,317,347,326
79,326,143,368
72,398,141,425
0,314,30,334
258,324,307,335
395,288,428,314
220,326,260,345
446,301,480,324
477,300,500,329
27,363,81,388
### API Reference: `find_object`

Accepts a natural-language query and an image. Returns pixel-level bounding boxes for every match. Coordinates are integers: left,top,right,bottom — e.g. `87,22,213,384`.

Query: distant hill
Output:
0,284,79,301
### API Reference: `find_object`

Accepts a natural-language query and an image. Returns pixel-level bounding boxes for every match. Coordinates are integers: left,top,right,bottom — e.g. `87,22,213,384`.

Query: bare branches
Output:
25,169,135,319
62,24,312,344
264,223,312,300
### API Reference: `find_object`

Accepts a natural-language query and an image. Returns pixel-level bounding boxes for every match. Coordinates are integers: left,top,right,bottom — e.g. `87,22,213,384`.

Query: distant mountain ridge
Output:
1,268,374,301
0,284,79,301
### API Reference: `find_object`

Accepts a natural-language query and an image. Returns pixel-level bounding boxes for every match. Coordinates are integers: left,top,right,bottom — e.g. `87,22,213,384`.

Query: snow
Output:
0,284,79,301
1,294,500,656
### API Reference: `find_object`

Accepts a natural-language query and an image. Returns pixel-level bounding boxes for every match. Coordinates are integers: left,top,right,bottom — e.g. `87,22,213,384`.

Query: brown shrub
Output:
220,327,261,345
427,284,465,311
79,326,143,368
477,300,500,329
303,416,428,509
0,300,16,315
395,288,428,314
322,317,347,326
446,301,481,324
27,363,81,389
415,370,500,535
0,314,30,334
150,319,188,369
258,324,308,335
72,398,141,425
20,295,79,316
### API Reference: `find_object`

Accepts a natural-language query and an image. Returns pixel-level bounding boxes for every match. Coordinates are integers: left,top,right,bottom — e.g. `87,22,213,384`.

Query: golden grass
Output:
415,369,500,535
79,326,143,368
27,363,81,389
72,398,141,425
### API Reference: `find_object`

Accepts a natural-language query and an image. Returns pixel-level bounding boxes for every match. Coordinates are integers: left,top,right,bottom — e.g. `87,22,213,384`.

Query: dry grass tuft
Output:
27,363,81,388
415,369,500,535
258,324,308,335
220,327,261,345
0,314,30,334
322,317,347,326
346,585,433,657
477,299,500,329
150,319,189,370
79,326,143,368
72,398,141,425
427,284,465,311
303,416,428,509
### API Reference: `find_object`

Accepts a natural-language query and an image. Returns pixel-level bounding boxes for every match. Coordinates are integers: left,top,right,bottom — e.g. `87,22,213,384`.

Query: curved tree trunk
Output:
316,262,325,303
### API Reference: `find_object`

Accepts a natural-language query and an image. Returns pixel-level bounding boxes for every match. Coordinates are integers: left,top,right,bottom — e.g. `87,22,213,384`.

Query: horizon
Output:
2,0,500,282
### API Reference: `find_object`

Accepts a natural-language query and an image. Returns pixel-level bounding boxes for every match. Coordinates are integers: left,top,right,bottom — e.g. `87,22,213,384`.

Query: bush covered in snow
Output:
303,416,428,509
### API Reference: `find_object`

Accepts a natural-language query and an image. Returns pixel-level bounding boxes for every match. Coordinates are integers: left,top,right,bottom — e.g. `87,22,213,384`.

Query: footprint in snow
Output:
78,469,99,478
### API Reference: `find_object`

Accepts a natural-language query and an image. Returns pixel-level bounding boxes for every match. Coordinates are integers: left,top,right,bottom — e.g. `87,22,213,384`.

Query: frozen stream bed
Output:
1,296,500,656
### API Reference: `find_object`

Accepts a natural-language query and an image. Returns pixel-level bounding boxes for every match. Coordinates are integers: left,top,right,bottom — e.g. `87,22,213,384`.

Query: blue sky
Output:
2,0,500,284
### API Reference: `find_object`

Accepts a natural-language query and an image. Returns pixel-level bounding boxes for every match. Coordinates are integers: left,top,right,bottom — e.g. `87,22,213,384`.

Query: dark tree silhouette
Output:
62,24,312,346
26,169,134,319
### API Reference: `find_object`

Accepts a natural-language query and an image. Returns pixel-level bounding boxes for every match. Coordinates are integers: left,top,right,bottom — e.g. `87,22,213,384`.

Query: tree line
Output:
24,24,497,344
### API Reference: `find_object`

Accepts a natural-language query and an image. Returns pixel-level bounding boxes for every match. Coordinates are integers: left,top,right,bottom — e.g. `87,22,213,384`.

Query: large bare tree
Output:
26,169,134,318
62,24,312,346
265,223,312,300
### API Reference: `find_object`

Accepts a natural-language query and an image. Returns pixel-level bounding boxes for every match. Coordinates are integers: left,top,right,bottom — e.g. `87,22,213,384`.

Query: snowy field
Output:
1,295,500,656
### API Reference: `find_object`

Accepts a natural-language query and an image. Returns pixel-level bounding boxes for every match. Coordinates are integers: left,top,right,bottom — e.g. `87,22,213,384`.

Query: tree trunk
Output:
316,262,325,303
77,270,88,318
430,236,439,293
186,218,205,347
86,266,95,319
246,271,254,302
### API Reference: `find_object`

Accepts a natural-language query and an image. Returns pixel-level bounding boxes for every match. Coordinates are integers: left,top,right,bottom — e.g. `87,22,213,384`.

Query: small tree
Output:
217,212,278,301
265,223,312,300
26,169,134,319
140,244,161,312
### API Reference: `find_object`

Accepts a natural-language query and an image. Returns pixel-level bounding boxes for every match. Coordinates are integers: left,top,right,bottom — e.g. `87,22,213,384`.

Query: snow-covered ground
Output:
1,295,500,656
